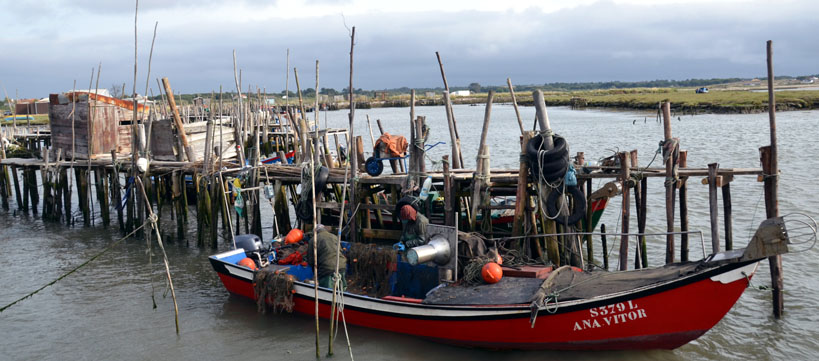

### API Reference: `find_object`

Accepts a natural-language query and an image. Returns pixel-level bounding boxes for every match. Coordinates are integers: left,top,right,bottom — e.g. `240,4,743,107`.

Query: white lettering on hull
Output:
573,301,648,331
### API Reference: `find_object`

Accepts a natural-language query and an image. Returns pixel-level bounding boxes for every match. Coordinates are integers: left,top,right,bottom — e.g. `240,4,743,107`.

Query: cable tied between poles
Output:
0,220,150,313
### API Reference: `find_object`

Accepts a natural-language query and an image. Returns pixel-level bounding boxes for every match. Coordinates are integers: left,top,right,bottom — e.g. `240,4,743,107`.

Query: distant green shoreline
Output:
328,88,819,114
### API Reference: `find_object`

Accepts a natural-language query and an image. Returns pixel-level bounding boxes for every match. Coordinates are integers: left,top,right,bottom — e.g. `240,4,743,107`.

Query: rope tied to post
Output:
662,138,680,187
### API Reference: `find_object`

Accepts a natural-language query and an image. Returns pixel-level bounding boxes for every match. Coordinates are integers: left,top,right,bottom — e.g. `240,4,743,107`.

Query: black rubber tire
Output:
526,134,567,163
296,198,313,222
365,156,384,176
545,186,587,226
531,153,569,182
541,161,569,182
316,166,330,193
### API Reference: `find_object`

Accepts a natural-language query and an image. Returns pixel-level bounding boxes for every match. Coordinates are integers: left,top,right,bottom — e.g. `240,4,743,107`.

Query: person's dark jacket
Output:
306,228,347,278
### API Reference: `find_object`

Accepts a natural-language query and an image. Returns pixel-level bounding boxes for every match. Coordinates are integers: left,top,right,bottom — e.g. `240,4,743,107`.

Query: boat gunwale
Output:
209,251,759,320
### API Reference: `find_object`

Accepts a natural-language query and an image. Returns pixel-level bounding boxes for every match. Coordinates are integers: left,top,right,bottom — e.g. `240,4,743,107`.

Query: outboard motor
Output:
235,234,269,268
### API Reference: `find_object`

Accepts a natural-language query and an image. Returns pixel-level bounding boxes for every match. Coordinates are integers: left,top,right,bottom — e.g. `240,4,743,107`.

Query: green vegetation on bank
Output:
1,114,49,125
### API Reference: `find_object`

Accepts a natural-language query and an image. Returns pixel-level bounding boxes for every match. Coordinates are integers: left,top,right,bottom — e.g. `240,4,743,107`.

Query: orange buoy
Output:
284,228,304,245
481,262,503,284
238,257,258,270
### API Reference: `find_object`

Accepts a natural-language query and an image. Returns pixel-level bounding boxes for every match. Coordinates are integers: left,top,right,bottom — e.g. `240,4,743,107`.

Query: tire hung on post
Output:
545,186,587,226
527,134,570,182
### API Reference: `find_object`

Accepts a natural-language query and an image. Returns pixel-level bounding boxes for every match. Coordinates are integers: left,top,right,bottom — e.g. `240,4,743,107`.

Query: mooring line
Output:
0,221,149,313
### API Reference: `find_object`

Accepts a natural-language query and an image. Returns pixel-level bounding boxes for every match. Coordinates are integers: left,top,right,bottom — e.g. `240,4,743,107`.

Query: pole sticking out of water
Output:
765,39,784,319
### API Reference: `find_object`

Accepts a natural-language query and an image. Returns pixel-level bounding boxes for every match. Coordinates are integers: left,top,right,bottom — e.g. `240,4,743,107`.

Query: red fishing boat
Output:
209,217,796,350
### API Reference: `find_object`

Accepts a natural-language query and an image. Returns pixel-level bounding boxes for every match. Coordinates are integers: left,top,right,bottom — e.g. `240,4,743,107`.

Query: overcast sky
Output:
1,0,816,98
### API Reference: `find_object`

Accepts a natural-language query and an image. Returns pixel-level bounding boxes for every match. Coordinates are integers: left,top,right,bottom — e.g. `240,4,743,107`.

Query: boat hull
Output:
211,255,757,350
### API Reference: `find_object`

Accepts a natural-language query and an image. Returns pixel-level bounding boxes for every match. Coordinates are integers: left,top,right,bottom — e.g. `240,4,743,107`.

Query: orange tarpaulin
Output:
374,133,408,157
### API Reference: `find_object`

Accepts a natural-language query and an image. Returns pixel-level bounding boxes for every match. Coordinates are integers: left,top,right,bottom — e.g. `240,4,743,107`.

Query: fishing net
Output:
347,243,397,297
253,267,295,314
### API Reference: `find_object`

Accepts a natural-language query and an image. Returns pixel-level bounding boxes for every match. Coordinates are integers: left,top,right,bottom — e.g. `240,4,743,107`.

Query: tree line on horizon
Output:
137,74,818,102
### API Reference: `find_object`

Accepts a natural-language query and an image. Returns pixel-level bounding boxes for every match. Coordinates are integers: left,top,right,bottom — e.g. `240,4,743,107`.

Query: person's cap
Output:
400,205,417,221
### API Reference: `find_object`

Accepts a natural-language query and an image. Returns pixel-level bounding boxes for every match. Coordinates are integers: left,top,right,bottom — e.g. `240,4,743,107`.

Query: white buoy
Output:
137,157,149,173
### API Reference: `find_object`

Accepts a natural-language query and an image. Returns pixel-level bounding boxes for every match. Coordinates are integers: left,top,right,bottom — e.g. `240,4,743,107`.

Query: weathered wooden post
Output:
442,155,455,227
533,90,553,147
631,150,646,269
76,168,90,225
601,224,609,270
11,166,22,211
513,132,533,237
95,167,110,226
60,167,70,226
111,151,124,231
40,150,52,219
707,163,720,254
0,142,9,210
442,91,461,169
661,101,676,264
435,52,463,167
678,151,689,261
506,78,525,135
469,91,494,230
161,78,196,163
763,39,783,319
618,152,631,271
722,176,733,251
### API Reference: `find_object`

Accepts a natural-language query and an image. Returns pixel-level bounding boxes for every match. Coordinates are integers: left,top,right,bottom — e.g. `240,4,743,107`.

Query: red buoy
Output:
284,228,304,245
481,262,503,284
238,257,258,270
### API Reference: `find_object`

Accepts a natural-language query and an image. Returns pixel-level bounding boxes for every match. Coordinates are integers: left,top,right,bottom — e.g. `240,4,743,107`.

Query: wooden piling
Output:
0,144,8,210
41,150,53,219
662,102,676,264
707,163,720,254
601,224,609,270
11,166,22,211
512,132,533,237
678,151,689,262
162,78,196,162
111,151,124,231
172,171,185,241
506,78,525,135
75,168,90,225
584,170,594,265
21,167,29,212
631,150,646,269
442,155,455,227
60,167,70,226
435,52,463,167
618,152,631,271
765,40,783,319
95,167,110,226
442,91,461,169
761,146,783,318
722,179,733,251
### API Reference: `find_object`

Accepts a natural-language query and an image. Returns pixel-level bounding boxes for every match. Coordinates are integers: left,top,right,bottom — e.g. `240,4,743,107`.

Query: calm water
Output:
1,105,817,361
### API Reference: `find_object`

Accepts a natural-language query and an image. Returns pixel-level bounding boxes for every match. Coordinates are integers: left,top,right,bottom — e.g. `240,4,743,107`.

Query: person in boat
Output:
305,224,347,290
399,205,428,248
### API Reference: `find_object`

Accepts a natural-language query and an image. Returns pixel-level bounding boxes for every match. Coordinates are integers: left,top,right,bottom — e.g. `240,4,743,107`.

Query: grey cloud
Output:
2,1,818,98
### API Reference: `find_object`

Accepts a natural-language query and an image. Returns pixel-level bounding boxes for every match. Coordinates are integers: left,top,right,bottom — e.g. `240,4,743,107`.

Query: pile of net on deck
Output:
347,243,397,297
254,267,295,313
423,261,706,305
